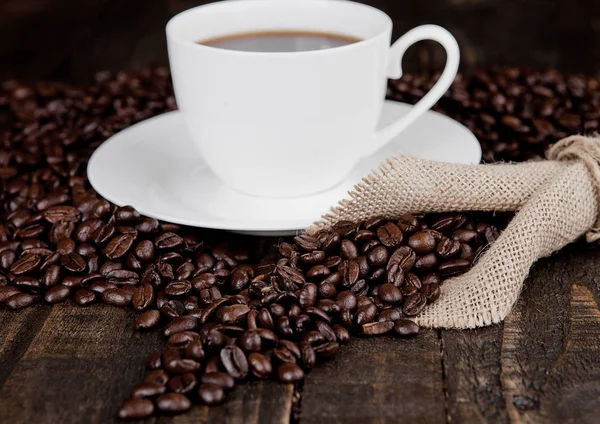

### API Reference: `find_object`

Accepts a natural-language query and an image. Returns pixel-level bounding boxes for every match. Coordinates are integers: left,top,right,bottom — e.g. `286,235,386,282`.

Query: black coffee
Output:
198,30,361,52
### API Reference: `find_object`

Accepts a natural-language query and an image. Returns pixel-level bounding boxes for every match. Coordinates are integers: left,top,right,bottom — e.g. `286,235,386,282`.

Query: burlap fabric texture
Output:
307,135,600,329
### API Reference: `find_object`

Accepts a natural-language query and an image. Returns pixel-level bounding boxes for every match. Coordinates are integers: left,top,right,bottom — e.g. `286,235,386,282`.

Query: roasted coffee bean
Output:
258,308,275,330
145,369,170,386
6,293,35,309
92,223,115,245
147,352,162,370
378,283,402,304
405,273,422,290
220,345,248,379
402,293,427,317
452,229,480,244
201,372,235,390
133,240,154,262
249,352,272,378
322,233,341,253
397,214,419,234
217,305,250,324
339,259,359,287
132,283,154,311
388,246,416,272
73,288,96,306
131,382,166,398
367,245,389,266
362,320,394,336
314,341,339,359
277,363,304,382
60,252,87,273
378,308,403,322
198,383,226,405
10,254,41,275
114,206,140,224
118,399,154,420
315,320,337,342
332,221,357,237
414,252,438,271
377,222,403,247
386,263,405,287
421,273,442,286
298,282,318,308
42,264,61,287
106,269,139,285
293,234,319,252
0,249,17,270
13,276,41,292
306,264,330,279
408,231,437,254
165,280,192,298
300,250,326,265
436,237,461,259
0,286,21,303
164,316,198,336
102,234,135,260
393,319,420,337
44,285,70,303
340,239,358,260
43,206,81,223
156,393,191,413
355,303,377,326
102,288,132,306
168,373,197,394
422,283,441,303
335,290,357,311
185,340,205,361
438,259,471,276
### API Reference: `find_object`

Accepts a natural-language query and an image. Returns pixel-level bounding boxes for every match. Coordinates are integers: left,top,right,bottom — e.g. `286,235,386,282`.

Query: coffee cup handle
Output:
365,25,460,157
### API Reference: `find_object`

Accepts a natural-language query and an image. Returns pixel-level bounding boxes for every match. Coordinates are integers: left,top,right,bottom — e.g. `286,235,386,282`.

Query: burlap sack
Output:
307,135,600,329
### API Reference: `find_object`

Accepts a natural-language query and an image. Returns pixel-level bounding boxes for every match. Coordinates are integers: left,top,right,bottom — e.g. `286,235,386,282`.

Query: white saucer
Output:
88,100,480,236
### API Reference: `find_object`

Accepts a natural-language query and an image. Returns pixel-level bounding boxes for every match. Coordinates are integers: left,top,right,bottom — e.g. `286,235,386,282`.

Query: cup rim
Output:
166,0,392,57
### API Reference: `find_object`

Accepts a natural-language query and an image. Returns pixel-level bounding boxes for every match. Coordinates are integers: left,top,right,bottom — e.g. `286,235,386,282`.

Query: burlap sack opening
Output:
307,135,600,329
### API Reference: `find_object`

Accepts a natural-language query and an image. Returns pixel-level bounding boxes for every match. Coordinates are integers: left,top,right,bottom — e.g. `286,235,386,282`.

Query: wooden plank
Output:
299,330,445,424
0,303,162,424
0,305,53,390
441,325,508,424
442,246,600,423
442,246,600,424
158,382,293,424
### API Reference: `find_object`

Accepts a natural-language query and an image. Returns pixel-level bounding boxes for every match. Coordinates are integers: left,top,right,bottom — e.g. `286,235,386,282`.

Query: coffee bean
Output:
60,252,87,273
402,293,427,317
294,234,319,252
388,246,416,272
306,264,330,279
367,245,389,266
220,345,248,379
10,254,41,275
393,319,420,337
131,382,166,398
277,363,304,382
102,234,135,260
217,305,250,324
438,259,471,276
414,252,438,271
145,369,170,386
422,283,441,303
378,283,402,304
397,214,419,234
73,288,96,306
165,280,192,298
6,293,35,309
132,283,154,311
314,341,340,359
408,231,437,254
355,303,377,326
340,239,358,260
44,285,70,303
249,352,272,378
332,221,357,237
362,320,394,335
335,290,357,311
201,372,235,390
164,316,198,336
118,399,154,420
436,237,461,259
198,383,226,405
134,309,160,330
156,393,191,413
168,373,197,394
43,206,81,224
378,308,402,322
377,222,403,247
339,259,359,287
102,288,132,306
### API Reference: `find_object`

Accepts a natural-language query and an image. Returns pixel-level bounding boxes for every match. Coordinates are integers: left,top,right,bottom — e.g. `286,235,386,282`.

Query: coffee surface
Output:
198,30,361,52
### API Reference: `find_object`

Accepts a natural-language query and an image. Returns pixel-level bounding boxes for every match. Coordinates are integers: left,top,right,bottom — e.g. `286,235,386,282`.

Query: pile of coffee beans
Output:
117,213,503,419
388,67,600,162
0,66,595,419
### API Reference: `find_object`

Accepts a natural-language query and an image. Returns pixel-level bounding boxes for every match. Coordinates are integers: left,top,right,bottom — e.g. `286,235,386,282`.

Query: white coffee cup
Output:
166,0,459,198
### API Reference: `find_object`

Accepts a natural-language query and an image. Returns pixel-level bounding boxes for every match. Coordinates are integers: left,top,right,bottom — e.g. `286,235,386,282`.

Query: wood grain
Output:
0,304,162,424
299,330,445,423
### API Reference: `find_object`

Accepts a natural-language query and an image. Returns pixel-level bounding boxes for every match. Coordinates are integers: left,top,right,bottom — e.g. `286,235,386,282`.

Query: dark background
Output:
2,0,600,82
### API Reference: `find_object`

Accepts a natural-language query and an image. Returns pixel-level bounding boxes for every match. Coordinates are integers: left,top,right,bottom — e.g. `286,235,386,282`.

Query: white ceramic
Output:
88,101,481,236
167,0,460,197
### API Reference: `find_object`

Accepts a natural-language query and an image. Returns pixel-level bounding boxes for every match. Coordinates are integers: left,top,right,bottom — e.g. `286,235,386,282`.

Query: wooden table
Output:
1,242,599,423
